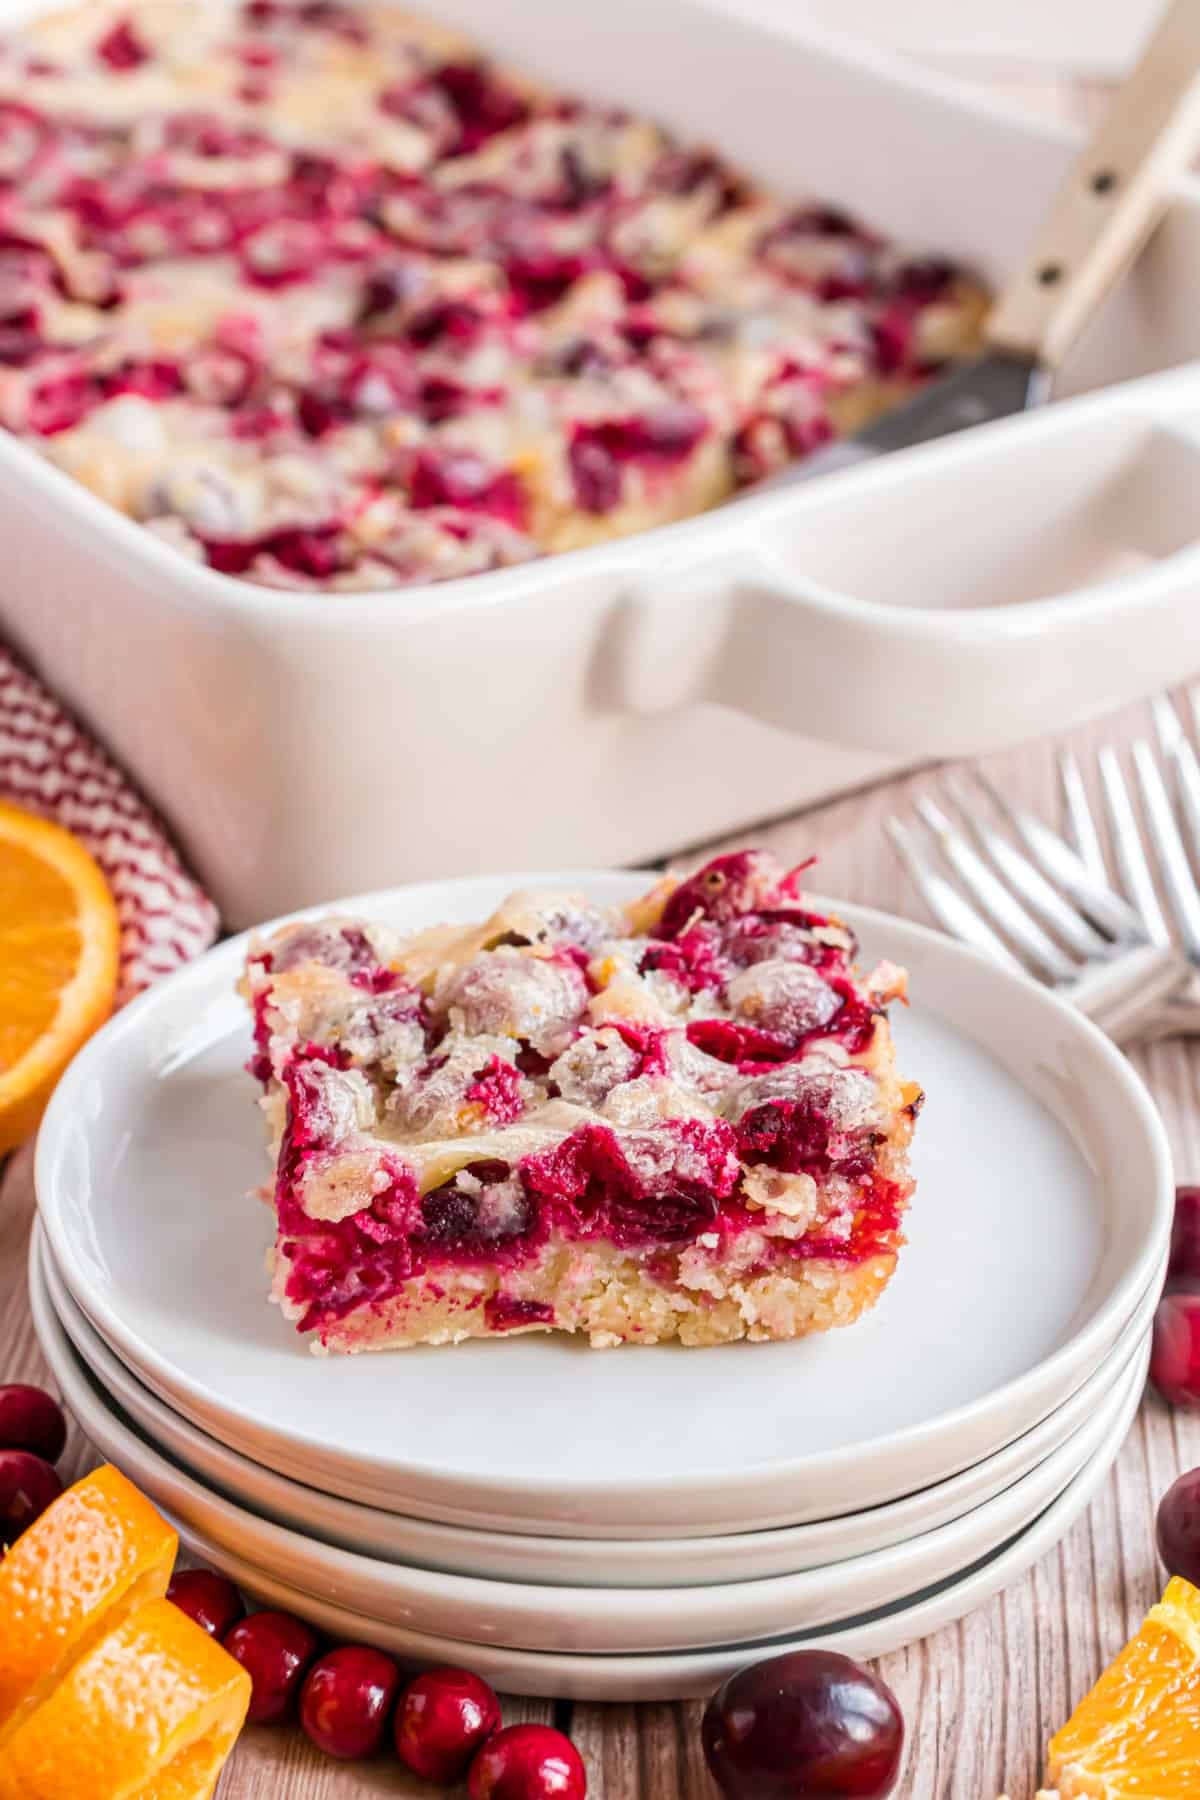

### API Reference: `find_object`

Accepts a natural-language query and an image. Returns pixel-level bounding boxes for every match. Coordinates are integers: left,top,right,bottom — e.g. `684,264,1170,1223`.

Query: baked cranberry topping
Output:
408,449,527,529
204,524,344,578
431,60,530,152
568,405,708,514
686,1018,793,1065
95,18,148,70
485,1294,555,1330
658,851,796,938
465,1054,526,1125
523,1117,740,1247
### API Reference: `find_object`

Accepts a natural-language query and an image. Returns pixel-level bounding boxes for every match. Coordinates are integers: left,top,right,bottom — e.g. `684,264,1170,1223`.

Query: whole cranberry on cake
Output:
0,1,985,591
240,852,922,1350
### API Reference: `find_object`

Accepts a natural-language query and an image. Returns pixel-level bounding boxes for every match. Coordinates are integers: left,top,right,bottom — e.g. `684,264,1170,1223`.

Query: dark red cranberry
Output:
567,406,708,514
26,372,95,436
870,307,912,376
96,18,149,70
432,61,529,152
0,1449,63,1544
223,1610,320,1724
892,256,955,302
702,1651,904,1800
0,1384,67,1462
299,1645,400,1760
1157,1468,1200,1583
658,851,782,939
358,262,424,324
485,1294,555,1331
1152,1290,1200,1408
394,1666,502,1783
408,449,526,528
166,1569,245,1639
567,433,621,513
1170,1187,1200,1284
468,1723,587,1800
103,357,183,402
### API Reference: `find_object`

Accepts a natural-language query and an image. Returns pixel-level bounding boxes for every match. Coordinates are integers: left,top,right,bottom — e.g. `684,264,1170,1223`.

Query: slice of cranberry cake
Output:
240,852,922,1350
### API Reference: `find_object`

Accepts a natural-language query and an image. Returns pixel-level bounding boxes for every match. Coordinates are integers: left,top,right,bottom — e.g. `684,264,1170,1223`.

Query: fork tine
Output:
1153,693,1200,876
912,795,1078,983
1131,737,1200,961
970,770,1146,941
943,773,1110,960
885,817,1026,975
1097,746,1171,946
1057,749,1108,886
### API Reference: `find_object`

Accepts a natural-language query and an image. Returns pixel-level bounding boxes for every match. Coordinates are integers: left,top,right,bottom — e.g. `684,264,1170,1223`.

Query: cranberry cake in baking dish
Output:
241,852,922,1350
0,2,986,592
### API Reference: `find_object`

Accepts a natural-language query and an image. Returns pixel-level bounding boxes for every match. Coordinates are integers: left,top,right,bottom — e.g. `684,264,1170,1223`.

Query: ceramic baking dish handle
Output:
618,364,1200,757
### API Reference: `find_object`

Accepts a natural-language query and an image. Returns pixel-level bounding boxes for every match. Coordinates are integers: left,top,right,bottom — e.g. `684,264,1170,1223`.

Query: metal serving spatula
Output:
787,0,1200,482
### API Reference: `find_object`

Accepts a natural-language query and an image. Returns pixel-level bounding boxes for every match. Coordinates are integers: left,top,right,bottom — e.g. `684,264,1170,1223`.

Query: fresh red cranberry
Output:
468,1723,587,1799
223,1610,320,1724
1170,1187,1200,1284
299,1645,400,1760
394,1666,502,1783
1152,1290,1200,1408
0,1384,67,1462
166,1569,245,1639
702,1651,904,1800
1157,1468,1200,1583
0,1449,63,1544
96,18,149,70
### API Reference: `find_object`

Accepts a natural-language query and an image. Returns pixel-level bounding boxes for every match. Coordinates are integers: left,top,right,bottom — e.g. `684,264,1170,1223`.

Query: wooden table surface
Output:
2,53,1192,1800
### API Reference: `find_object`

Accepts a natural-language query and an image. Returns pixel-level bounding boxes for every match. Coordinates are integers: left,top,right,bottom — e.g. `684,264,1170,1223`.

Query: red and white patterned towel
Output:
0,643,218,1004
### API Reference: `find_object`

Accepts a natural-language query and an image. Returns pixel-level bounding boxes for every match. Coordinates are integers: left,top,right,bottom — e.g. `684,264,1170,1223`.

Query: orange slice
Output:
0,1595,251,1800
0,800,120,1152
1046,1575,1200,1796
0,1464,177,1750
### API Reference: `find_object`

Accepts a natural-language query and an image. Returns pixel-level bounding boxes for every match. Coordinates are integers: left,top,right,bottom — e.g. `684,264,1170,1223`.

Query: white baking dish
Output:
5,0,1200,925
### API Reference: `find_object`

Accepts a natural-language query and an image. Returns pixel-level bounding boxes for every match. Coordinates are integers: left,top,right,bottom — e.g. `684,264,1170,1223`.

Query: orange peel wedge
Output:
0,1595,251,1800
0,1463,177,1750
1044,1575,1200,1797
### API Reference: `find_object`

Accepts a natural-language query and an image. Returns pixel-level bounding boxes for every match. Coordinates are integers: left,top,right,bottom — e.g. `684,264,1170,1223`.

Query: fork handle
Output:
987,0,1200,368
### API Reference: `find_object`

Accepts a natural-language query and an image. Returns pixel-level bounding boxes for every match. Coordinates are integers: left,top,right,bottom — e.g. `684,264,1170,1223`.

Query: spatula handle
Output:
987,0,1200,368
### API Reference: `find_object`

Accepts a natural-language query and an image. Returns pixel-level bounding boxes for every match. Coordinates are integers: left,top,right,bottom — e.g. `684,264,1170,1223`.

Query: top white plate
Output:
36,872,1171,1537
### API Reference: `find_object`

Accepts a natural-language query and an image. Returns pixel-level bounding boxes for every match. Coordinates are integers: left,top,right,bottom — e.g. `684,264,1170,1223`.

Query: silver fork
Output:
887,693,1200,1044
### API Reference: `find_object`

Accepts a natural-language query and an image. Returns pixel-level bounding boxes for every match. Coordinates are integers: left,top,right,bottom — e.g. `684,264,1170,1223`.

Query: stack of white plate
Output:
30,873,1173,1702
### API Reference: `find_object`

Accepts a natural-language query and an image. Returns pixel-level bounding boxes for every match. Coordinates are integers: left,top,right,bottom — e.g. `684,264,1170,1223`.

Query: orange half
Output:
0,799,120,1151
0,1464,177,1749
0,1595,251,1800
1046,1576,1200,1797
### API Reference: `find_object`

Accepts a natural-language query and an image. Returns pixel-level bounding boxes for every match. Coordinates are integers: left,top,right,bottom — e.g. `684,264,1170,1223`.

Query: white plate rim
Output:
35,870,1173,1520
34,1273,1144,1700
37,1221,1163,1587
30,1223,1150,1655
175,1352,1143,1701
